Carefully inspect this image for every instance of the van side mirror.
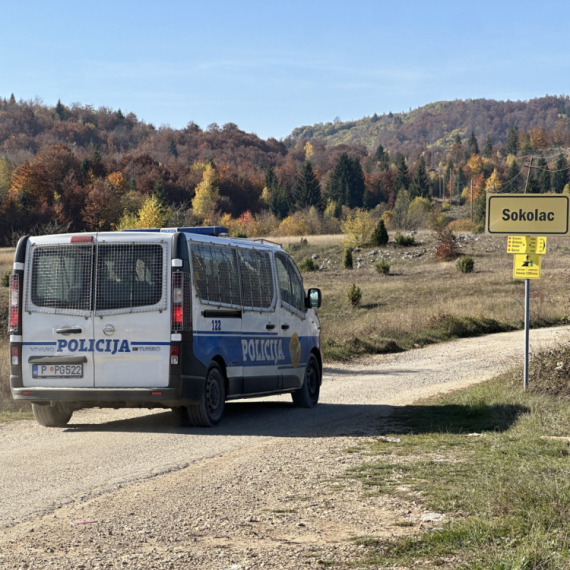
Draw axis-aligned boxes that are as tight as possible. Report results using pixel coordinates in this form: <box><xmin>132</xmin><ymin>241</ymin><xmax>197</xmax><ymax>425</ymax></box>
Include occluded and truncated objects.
<box><xmin>306</xmin><ymin>288</ymin><xmax>322</xmax><ymax>309</ymax></box>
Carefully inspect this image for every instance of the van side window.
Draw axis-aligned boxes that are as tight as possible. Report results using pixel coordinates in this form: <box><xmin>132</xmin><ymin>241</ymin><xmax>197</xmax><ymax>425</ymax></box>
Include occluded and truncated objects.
<box><xmin>96</xmin><ymin>244</ymin><xmax>164</xmax><ymax>312</ymax></box>
<box><xmin>191</xmin><ymin>244</ymin><xmax>241</xmax><ymax>307</ymax></box>
<box><xmin>29</xmin><ymin>244</ymin><xmax>93</xmax><ymax>314</ymax></box>
<box><xmin>275</xmin><ymin>253</ymin><xmax>305</xmax><ymax>313</ymax></box>
<box><xmin>238</xmin><ymin>249</ymin><xmax>275</xmax><ymax>309</ymax></box>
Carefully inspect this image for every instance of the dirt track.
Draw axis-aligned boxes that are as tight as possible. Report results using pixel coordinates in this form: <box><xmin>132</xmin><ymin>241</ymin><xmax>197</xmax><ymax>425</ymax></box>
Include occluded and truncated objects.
<box><xmin>1</xmin><ymin>326</ymin><xmax>568</xmax><ymax>569</ymax></box>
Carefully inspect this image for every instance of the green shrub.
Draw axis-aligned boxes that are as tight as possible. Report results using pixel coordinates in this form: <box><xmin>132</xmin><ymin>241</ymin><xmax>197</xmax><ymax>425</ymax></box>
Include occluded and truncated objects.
<box><xmin>233</xmin><ymin>230</ymin><xmax>248</xmax><ymax>238</ymax></box>
<box><xmin>347</xmin><ymin>283</ymin><xmax>362</xmax><ymax>308</ymax></box>
<box><xmin>395</xmin><ymin>232</ymin><xmax>416</xmax><ymax>247</ymax></box>
<box><xmin>299</xmin><ymin>257</ymin><xmax>318</xmax><ymax>272</ymax></box>
<box><xmin>374</xmin><ymin>259</ymin><xmax>390</xmax><ymax>276</ymax></box>
<box><xmin>1</xmin><ymin>271</ymin><xmax>10</xmax><ymax>287</ymax></box>
<box><xmin>456</xmin><ymin>255</ymin><xmax>475</xmax><ymax>273</ymax></box>
<box><xmin>370</xmin><ymin>219</ymin><xmax>389</xmax><ymax>246</ymax></box>
<box><xmin>343</xmin><ymin>248</ymin><xmax>353</xmax><ymax>269</ymax></box>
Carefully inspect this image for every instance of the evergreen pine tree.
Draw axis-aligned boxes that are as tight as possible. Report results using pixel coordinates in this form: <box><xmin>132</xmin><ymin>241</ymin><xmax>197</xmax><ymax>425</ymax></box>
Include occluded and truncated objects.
<box><xmin>506</xmin><ymin>159</ymin><xmax>522</xmax><ymax>192</ymax></box>
<box><xmin>265</xmin><ymin>165</ymin><xmax>290</xmax><ymax>220</ymax></box>
<box><xmin>168</xmin><ymin>138</ymin><xmax>179</xmax><ymax>159</ymax></box>
<box><xmin>371</xmin><ymin>219</ymin><xmax>389</xmax><ymax>246</ymax></box>
<box><xmin>55</xmin><ymin>99</ymin><xmax>67</xmax><ymax>120</ymax></box>
<box><xmin>483</xmin><ymin>136</ymin><xmax>493</xmax><ymax>158</ymax></box>
<box><xmin>153</xmin><ymin>180</ymin><xmax>167</xmax><ymax>205</ymax></box>
<box><xmin>393</xmin><ymin>153</ymin><xmax>410</xmax><ymax>193</ymax></box>
<box><xmin>506</xmin><ymin>126</ymin><xmax>519</xmax><ymax>155</ymax></box>
<box><xmin>116</xmin><ymin>109</ymin><xmax>124</xmax><ymax>121</ymax></box>
<box><xmin>551</xmin><ymin>153</ymin><xmax>569</xmax><ymax>193</ymax></box>
<box><xmin>537</xmin><ymin>157</ymin><xmax>551</xmax><ymax>193</ymax></box>
<box><xmin>455</xmin><ymin>167</ymin><xmax>467</xmax><ymax>199</ymax></box>
<box><xmin>467</xmin><ymin>131</ymin><xmax>479</xmax><ymax>155</ymax></box>
<box><xmin>454</xmin><ymin>133</ymin><xmax>462</xmax><ymax>145</ymax></box>
<box><xmin>410</xmin><ymin>156</ymin><xmax>430</xmax><ymax>199</ymax></box>
<box><xmin>9</xmin><ymin>93</ymin><xmax>16</xmax><ymax>105</ymax></box>
<box><xmin>327</xmin><ymin>153</ymin><xmax>365</xmax><ymax>210</ymax></box>
<box><xmin>520</xmin><ymin>132</ymin><xmax>532</xmax><ymax>155</ymax></box>
<box><xmin>292</xmin><ymin>161</ymin><xmax>322</xmax><ymax>210</ymax></box>
<box><xmin>343</xmin><ymin>248</ymin><xmax>353</xmax><ymax>269</ymax></box>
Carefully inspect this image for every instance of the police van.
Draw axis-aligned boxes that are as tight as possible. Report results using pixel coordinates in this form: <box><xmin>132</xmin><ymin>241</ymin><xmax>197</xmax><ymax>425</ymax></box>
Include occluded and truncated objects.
<box><xmin>8</xmin><ymin>227</ymin><xmax>322</xmax><ymax>428</ymax></box>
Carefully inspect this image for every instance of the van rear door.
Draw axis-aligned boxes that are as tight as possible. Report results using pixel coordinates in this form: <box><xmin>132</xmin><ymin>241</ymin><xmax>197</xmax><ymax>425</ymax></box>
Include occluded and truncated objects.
<box><xmin>92</xmin><ymin>236</ymin><xmax>170</xmax><ymax>388</ymax></box>
<box><xmin>22</xmin><ymin>236</ymin><xmax>96</xmax><ymax>389</ymax></box>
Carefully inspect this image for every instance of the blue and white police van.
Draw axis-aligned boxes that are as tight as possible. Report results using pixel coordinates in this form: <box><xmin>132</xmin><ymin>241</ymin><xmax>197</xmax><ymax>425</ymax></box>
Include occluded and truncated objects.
<box><xmin>8</xmin><ymin>227</ymin><xmax>322</xmax><ymax>427</ymax></box>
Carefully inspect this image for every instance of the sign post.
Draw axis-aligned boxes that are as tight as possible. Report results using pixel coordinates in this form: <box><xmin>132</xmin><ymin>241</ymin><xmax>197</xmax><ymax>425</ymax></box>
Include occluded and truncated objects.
<box><xmin>487</xmin><ymin>194</ymin><xmax>569</xmax><ymax>391</ymax></box>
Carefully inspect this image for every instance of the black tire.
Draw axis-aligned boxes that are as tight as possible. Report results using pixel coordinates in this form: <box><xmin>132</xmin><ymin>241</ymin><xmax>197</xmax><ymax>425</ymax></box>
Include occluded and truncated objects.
<box><xmin>32</xmin><ymin>403</ymin><xmax>73</xmax><ymax>427</ymax></box>
<box><xmin>186</xmin><ymin>362</ymin><xmax>226</xmax><ymax>427</ymax></box>
<box><xmin>292</xmin><ymin>354</ymin><xmax>320</xmax><ymax>408</ymax></box>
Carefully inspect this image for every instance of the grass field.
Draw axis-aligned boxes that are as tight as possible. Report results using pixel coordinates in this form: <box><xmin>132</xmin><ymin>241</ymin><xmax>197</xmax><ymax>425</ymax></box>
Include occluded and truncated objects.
<box><xmin>285</xmin><ymin>231</ymin><xmax>570</xmax><ymax>359</ymax></box>
<box><xmin>347</xmin><ymin>351</ymin><xmax>570</xmax><ymax>569</ymax></box>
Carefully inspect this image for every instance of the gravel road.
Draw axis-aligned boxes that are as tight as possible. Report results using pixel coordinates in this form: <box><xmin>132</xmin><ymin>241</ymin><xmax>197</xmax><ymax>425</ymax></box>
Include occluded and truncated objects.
<box><xmin>1</xmin><ymin>326</ymin><xmax>568</xmax><ymax>569</ymax></box>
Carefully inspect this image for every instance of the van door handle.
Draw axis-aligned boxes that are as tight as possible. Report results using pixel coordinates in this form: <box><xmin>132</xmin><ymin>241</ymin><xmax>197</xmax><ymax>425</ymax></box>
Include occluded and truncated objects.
<box><xmin>56</xmin><ymin>326</ymin><xmax>82</xmax><ymax>335</ymax></box>
<box><xmin>281</xmin><ymin>324</ymin><xmax>290</xmax><ymax>330</ymax></box>
<box><xmin>266</xmin><ymin>324</ymin><xmax>276</xmax><ymax>330</ymax></box>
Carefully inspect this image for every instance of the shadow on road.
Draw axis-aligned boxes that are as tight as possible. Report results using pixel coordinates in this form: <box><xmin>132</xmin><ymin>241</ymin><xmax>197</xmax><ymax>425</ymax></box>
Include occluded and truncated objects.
<box><xmin>64</xmin><ymin>401</ymin><xmax>394</xmax><ymax>438</ymax></box>
<box><xmin>380</xmin><ymin>402</ymin><xmax>530</xmax><ymax>435</ymax></box>
<box><xmin>325</xmin><ymin>367</ymin><xmax>421</xmax><ymax>376</ymax></box>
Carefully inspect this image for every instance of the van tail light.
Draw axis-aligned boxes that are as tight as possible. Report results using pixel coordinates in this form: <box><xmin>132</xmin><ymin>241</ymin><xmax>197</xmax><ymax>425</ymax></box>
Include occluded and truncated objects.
<box><xmin>9</xmin><ymin>274</ymin><xmax>20</xmax><ymax>333</ymax></box>
<box><xmin>170</xmin><ymin>345</ymin><xmax>179</xmax><ymax>365</ymax></box>
<box><xmin>171</xmin><ymin>272</ymin><xmax>190</xmax><ymax>332</ymax></box>
<box><xmin>11</xmin><ymin>346</ymin><xmax>19</xmax><ymax>366</ymax></box>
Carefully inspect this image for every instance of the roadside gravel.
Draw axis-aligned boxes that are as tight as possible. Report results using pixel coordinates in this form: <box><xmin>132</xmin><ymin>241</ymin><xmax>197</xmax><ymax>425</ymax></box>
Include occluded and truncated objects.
<box><xmin>1</xmin><ymin>326</ymin><xmax>568</xmax><ymax>569</ymax></box>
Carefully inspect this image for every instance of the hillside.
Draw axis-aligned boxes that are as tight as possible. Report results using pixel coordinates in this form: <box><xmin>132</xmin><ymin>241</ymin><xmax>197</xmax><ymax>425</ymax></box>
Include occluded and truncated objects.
<box><xmin>288</xmin><ymin>96</ymin><xmax>570</xmax><ymax>155</ymax></box>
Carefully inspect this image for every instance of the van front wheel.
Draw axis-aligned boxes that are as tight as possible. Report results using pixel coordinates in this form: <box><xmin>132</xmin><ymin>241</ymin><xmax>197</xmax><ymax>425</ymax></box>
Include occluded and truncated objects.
<box><xmin>32</xmin><ymin>403</ymin><xmax>73</xmax><ymax>427</ymax></box>
<box><xmin>187</xmin><ymin>362</ymin><xmax>226</xmax><ymax>427</ymax></box>
<box><xmin>292</xmin><ymin>355</ymin><xmax>320</xmax><ymax>408</ymax></box>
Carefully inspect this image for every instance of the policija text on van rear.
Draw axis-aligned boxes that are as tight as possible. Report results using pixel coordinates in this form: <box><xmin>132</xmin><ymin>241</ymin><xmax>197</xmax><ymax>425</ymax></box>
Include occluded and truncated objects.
<box><xmin>8</xmin><ymin>227</ymin><xmax>322</xmax><ymax>427</ymax></box>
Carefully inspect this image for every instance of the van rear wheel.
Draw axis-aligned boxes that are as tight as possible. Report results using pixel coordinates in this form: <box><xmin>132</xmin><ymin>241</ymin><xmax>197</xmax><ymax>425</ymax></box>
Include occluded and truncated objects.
<box><xmin>292</xmin><ymin>355</ymin><xmax>320</xmax><ymax>408</ymax></box>
<box><xmin>32</xmin><ymin>403</ymin><xmax>73</xmax><ymax>427</ymax></box>
<box><xmin>186</xmin><ymin>362</ymin><xmax>226</xmax><ymax>427</ymax></box>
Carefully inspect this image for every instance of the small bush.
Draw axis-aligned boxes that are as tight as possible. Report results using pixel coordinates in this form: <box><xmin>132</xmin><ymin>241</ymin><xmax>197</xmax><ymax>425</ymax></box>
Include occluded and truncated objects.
<box><xmin>374</xmin><ymin>259</ymin><xmax>390</xmax><ymax>276</ymax></box>
<box><xmin>347</xmin><ymin>283</ymin><xmax>362</xmax><ymax>308</ymax></box>
<box><xmin>1</xmin><ymin>271</ymin><xmax>10</xmax><ymax>287</ymax></box>
<box><xmin>343</xmin><ymin>248</ymin><xmax>353</xmax><ymax>269</ymax></box>
<box><xmin>435</xmin><ymin>228</ymin><xmax>459</xmax><ymax>260</ymax></box>
<box><xmin>299</xmin><ymin>257</ymin><xmax>318</xmax><ymax>272</ymax></box>
<box><xmin>441</xmin><ymin>202</ymin><xmax>451</xmax><ymax>212</ymax></box>
<box><xmin>232</xmin><ymin>230</ymin><xmax>248</xmax><ymax>238</ymax></box>
<box><xmin>456</xmin><ymin>256</ymin><xmax>474</xmax><ymax>273</ymax></box>
<box><xmin>395</xmin><ymin>232</ymin><xmax>416</xmax><ymax>247</ymax></box>
<box><xmin>370</xmin><ymin>219</ymin><xmax>389</xmax><ymax>246</ymax></box>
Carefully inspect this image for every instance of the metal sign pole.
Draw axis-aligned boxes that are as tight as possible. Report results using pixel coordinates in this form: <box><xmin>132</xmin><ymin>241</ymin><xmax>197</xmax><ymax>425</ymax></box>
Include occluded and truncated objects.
<box><xmin>524</xmin><ymin>278</ymin><xmax>530</xmax><ymax>391</ymax></box>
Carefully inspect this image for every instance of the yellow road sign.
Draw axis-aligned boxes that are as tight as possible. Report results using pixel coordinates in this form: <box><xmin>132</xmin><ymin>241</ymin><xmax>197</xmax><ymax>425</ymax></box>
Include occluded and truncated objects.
<box><xmin>513</xmin><ymin>254</ymin><xmax>541</xmax><ymax>279</ymax></box>
<box><xmin>507</xmin><ymin>236</ymin><xmax>547</xmax><ymax>254</ymax></box>
<box><xmin>487</xmin><ymin>194</ymin><xmax>570</xmax><ymax>235</ymax></box>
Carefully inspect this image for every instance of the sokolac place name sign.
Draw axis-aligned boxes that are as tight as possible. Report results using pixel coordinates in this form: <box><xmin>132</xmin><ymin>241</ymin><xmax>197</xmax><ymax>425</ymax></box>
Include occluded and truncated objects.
<box><xmin>487</xmin><ymin>194</ymin><xmax>569</xmax><ymax>235</ymax></box>
<box><xmin>486</xmin><ymin>193</ymin><xmax>570</xmax><ymax>391</ymax></box>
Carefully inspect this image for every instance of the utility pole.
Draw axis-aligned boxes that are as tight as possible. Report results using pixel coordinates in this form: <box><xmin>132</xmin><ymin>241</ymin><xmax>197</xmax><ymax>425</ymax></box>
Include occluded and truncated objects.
<box><xmin>523</xmin><ymin>156</ymin><xmax>533</xmax><ymax>193</ymax></box>
<box><xmin>470</xmin><ymin>179</ymin><xmax>473</xmax><ymax>221</ymax></box>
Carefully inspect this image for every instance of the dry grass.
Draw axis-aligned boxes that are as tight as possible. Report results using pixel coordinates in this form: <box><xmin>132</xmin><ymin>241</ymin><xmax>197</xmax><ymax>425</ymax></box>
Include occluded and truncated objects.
<box><xmin>293</xmin><ymin>232</ymin><xmax>570</xmax><ymax>359</ymax></box>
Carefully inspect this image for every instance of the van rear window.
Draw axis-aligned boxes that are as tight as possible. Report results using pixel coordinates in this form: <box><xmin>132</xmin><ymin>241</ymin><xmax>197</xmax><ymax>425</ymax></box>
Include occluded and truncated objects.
<box><xmin>28</xmin><ymin>242</ymin><xmax>166</xmax><ymax>315</ymax></box>
<box><xmin>30</xmin><ymin>244</ymin><xmax>94</xmax><ymax>313</ymax></box>
<box><xmin>96</xmin><ymin>244</ymin><xmax>164</xmax><ymax>311</ymax></box>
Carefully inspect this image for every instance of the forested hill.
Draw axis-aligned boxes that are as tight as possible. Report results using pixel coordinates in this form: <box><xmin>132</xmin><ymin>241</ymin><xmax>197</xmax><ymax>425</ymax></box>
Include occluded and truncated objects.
<box><xmin>288</xmin><ymin>96</ymin><xmax>570</xmax><ymax>155</ymax></box>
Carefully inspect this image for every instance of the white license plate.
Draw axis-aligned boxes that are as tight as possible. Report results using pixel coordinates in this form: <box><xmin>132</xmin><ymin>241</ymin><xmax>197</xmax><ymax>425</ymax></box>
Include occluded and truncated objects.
<box><xmin>32</xmin><ymin>364</ymin><xmax>83</xmax><ymax>378</ymax></box>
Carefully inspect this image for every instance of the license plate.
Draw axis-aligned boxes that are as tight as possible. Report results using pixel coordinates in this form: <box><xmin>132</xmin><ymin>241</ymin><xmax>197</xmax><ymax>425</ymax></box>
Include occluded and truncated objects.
<box><xmin>32</xmin><ymin>364</ymin><xmax>83</xmax><ymax>378</ymax></box>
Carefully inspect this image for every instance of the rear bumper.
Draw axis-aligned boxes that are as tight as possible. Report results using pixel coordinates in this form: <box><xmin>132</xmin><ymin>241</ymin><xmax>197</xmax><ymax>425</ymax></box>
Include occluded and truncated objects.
<box><xmin>11</xmin><ymin>375</ymin><xmax>206</xmax><ymax>408</ymax></box>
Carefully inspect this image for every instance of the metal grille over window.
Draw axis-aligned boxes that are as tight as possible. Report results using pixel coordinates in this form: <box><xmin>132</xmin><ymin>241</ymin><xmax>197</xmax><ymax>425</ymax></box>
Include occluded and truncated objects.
<box><xmin>276</xmin><ymin>253</ymin><xmax>305</xmax><ymax>313</ymax></box>
<box><xmin>191</xmin><ymin>244</ymin><xmax>241</xmax><ymax>307</ymax></box>
<box><xmin>172</xmin><ymin>271</ymin><xmax>192</xmax><ymax>331</ymax></box>
<box><xmin>27</xmin><ymin>244</ymin><xmax>94</xmax><ymax>315</ymax></box>
<box><xmin>239</xmin><ymin>249</ymin><xmax>275</xmax><ymax>309</ymax></box>
<box><xmin>95</xmin><ymin>243</ymin><xmax>166</xmax><ymax>315</ymax></box>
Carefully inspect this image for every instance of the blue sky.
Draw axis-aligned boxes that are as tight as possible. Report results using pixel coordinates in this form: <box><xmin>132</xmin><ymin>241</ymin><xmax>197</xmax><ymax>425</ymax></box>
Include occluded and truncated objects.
<box><xmin>1</xmin><ymin>0</ymin><xmax>569</xmax><ymax>139</ymax></box>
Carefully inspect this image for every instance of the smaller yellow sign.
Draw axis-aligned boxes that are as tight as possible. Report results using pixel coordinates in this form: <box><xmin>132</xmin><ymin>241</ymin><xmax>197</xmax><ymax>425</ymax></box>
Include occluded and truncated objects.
<box><xmin>507</xmin><ymin>236</ymin><xmax>547</xmax><ymax>255</ymax></box>
<box><xmin>513</xmin><ymin>254</ymin><xmax>542</xmax><ymax>279</ymax></box>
